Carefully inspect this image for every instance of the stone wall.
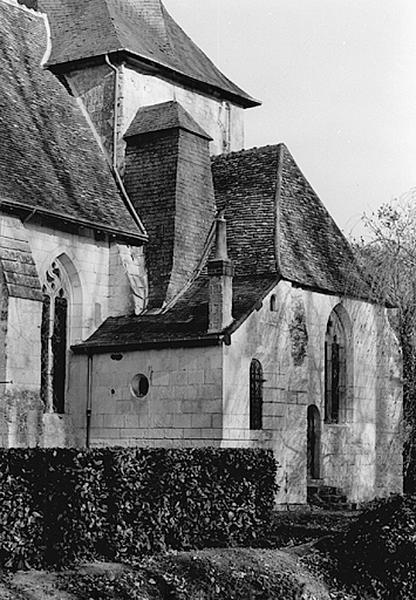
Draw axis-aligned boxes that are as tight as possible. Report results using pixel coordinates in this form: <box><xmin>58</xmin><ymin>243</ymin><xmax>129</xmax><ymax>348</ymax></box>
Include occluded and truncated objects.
<box><xmin>0</xmin><ymin>215</ymin><xmax>144</xmax><ymax>447</ymax></box>
<box><xmin>77</xmin><ymin>279</ymin><xmax>402</xmax><ymax>505</ymax></box>
<box><xmin>222</xmin><ymin>281</ymin><xmax>403</xmax><ymax>505</ymax></box>
<box><xmin>63</xmin><ymin>62</ymin><xmax>245</xmax><ymax>167</ymax></box>
<box><xmin>121</xmin><ymin>65</ymin><xmax>244</xmax><ymax>157</ymax></box>
<box><xmin>70</xmin><ymin>346</ymin><xmax>223</xmax><ymax>448</ymax></box>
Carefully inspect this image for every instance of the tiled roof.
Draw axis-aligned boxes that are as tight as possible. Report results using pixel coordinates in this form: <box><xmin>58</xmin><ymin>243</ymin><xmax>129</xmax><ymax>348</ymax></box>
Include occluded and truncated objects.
<box><xmin>76</xmin><ymin>143</ymin><xmax>376</xmax><ymax>352</ymax></box>
<box><xmin>212</xmin><ymin>144</ymin><xmax>374</xmax><ymax>300</ymax></box>
<box><xmin>40</xmin><ymin>0</ymin><xmax>260</xmax><ymax>108</ymax></box>
<box><xmin>0</xmin><ymin>3</ymin><xmax>145</xmax><ymax>240</ymax></box>
<box><xmin>74</xmin><ymin>274</ymin><xmax>278</xmax><ymax>351</ymax></box>
<box><xmin>125</xmin><ymin>101</ymin><xmax>212</xmax><ymax>140</ymax></box>
<box><xmin>0</xmin><ymin>217</ymin><xmax>42</xmax><ymax>301</ymax></box>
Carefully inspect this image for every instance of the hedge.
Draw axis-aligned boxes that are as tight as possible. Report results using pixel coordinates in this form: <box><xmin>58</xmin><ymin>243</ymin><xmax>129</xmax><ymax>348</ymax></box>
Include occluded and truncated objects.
<box><xmin>0</xmin><ymin>447</ymin><xmax>278</xmax><ymax>570</ymax></box>
<box><xmin>335</xmin><ymin>494</ymin><xmax>416</xmax><ymax>599</ymax></box>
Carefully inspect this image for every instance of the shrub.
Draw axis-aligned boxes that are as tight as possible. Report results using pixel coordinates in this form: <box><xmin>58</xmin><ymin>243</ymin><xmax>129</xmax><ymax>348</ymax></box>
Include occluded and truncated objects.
<box><xmin>60</xmin><ymin>549</ymin><xmax>309</xmax><ymax>600</ymax></box>
<box><xmin>335</xmin><ymin>494</ymin><xmax>416</xmax><ymax>599</ymax></box>
<box><xmin>0</xmin><ymin>447</ymin><xmax>278</xmax><ymax>570</ymax></box>
<box><xmin>0</xmin><ymin>474</ymin><xmax>43</xmax><ymax>570</ymax></box>
<box><xmin>108</xmin><ymin>448</ymin><xmax>277</xmax><ymax>560</ymax></box>
<box><xmin>0</xmin><ymin>448</ymin><xmax>109</xmax><ymax>568</ymax></box>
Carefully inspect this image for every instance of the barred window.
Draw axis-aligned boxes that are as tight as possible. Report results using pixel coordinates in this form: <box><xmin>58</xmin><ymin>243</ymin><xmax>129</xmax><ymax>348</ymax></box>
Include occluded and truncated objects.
<box><xmin>249</xmin><ymin>359</ymin><xmax>263</xmax><ymax>430</ymax></box>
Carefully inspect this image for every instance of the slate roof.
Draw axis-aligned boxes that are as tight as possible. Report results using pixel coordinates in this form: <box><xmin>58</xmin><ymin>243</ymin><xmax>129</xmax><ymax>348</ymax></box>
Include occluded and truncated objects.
<box><xmin>74</xmin><ymin>274</ymin><xmax>278</xmax><ymax>351</ymax></box>
<box><xmin>76</xmin><ymin>143</ymin><xmax>375</xmax><ymax>352</ymax></box>
<box><xmin>0</xmin><ymin>217</ymin><xmax>43</xmax><ymax>301</ymax></box>
<box><xmin>40</xmin><ymin>0</ymin><xmax>259</xmax><ymax>108</ymax></box>
<box><xmin>0</xmin><ymin>2</ymin><xmax>145</xmax><ymax>241</ymax></box>
<box><xmin>212</xmin><ymin>144</ymin><xmax>373</xmax><ymax>299</ymax></box>
<box><xmin>125</xmin><ymin>101</ymin><xmax>212</xmax><ymax>141</ymax></box>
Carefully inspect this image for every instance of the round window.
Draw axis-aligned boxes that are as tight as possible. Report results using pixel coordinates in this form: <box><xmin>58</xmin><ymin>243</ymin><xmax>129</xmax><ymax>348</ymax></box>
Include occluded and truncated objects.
<box><xmin>130</xmin><ymin>373</ymin><xmax>150</xmax><ymax>398</ymax></box>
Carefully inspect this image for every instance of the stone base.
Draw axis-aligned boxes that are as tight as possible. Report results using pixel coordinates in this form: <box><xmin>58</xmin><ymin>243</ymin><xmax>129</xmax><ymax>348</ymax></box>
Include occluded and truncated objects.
<box><xmin>41</xmin><ymin>413</ymin><xmax>76</xmax><ymax>447</ymax></box>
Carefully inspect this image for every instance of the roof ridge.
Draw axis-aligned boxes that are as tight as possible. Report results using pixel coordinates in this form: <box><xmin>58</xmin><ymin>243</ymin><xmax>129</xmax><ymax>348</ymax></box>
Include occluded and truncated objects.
<box><xmin>211</xmin><ymin>142</ymin><xmax>285</xmax><ymax>162</ymax></box>
<box><xmin>102</xmin><ymin>0</ymin><xmax>123</xmax><ymax>50</ymax></box>
<box><xmin>274</xmin><ymin>144</ymin><xmax>284</xmax><ymax>277</ymax></box>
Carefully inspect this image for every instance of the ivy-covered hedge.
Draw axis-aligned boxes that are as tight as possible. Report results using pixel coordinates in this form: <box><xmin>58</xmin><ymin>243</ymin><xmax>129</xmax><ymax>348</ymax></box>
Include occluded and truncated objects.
<box><xmin>0</xmin><ymin>447</ymin><xmax>277</xmax><ymax>570</ymax></box>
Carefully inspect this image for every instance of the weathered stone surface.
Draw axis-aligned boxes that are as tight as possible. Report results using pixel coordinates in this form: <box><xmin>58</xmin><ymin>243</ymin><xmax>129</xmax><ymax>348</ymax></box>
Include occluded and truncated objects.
<box><xmin>78</xmin><ymin>280</ymin><xmax>402</xmax><ymax>507</ymax></box>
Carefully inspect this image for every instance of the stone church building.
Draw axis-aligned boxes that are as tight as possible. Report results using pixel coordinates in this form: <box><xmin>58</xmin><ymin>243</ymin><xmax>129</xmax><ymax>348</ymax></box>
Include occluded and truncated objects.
<box><xmin>0</xmin><ymin>0</ymin><xmax>402</xmax><ymax>505</ymax></box>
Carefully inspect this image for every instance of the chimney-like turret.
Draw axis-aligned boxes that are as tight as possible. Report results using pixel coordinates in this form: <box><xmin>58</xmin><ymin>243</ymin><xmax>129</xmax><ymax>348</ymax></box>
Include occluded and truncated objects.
<box><xmin>123</xmin><ymin>101</ymin><xmax>216</xmax><ymax>309</ymax></box>
<box><xmin>208</xmin><ymin>213</ymin><xmax>234</xmax><ymax>332</ymax></box>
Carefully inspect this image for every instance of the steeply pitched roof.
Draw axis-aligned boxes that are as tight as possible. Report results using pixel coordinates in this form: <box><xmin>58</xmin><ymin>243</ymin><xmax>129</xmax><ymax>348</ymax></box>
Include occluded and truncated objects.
<box><xmin>212</xmin><ymin>144</ymin><xmax>373</xmax><ymax>300</ymax></box>
<box><xmin>125</xmin><ymin>101</ymin><xmax>212</xmax><ymax>140</ymax></box>
<box><xmin>76</xmin><ymin>143</ymin><xmax>375</xmax><ymax>353</ymax></box>
<box><xmin>40</xmin><ymin>0</ymin><xmax>260</xmax><ymax>108</ymax></box>
<box><xmin>0</xmin><ymin>2</ymin><xmax>145</xmax><ymax>241</ymax></box>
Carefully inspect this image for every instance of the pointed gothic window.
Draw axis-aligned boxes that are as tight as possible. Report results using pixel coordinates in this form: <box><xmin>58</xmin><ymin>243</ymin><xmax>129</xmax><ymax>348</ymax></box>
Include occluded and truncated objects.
<box><xmin>250</xmin><ymin>359</ymin><xmax>263</xmax><ymax>430</ymax></box>
<box><xmin>324</xmin><ymin>309</ymin><xmax>347</xmax><ymax>423</ymax></box>
<box><xmin>41</xmin><ymin>261</ymin><xmax>69</xmax><ymax>414</ymax></box>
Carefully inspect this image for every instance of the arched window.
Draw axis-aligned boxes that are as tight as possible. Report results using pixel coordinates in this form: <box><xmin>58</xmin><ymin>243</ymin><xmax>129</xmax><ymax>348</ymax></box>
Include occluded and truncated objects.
<box><xmin>324</xmin><ymin>306</ymin><xmax>349</xmax><ymax>423</ymax></box>
<box><xmin>40</xmin><ymin>261</ymin><xmax>69</xmax><ymax>414</ymax></box>
<box><xmin>250</xmin><ymin>359</ymin><xmax>263</xmax><ymax>430</ymax></box>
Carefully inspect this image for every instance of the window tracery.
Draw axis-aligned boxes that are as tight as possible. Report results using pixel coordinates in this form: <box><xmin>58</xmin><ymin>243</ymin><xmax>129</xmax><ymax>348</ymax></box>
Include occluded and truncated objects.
<box><xmin>41</xmin><ymin>261</ymin><xmax>69</xmax><ymax>414</ymax></box>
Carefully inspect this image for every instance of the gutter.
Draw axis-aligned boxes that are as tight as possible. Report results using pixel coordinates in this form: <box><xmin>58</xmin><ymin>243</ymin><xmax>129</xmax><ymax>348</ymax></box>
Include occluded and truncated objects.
<box><xmin>72</xmin><ymin>333</ymin><xmax>226</xmax><ymax>356</ymax></box>
<box><xmin>274</xmin><ymin>144</ymin><xmax>284</xmax><ymax>275</ymax></box>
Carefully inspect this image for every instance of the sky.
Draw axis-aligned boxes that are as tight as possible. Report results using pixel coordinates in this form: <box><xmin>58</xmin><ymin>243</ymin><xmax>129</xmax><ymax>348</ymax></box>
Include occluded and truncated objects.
<box><xmin>163</xmin><ymin>0</ymin><xmax>416</xmax><ymax>237</ymax></box>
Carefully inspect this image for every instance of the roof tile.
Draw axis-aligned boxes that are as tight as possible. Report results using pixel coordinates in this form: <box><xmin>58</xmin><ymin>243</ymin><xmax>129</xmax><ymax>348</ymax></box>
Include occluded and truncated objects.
<box><xmin>40</xmin><ymin>0</ymin><xmax>259</xmax><ymax>107</ymax></box>
<box><xmin>125</xmin><ymin>101</ymin><xmax>212</xmax><ymax>140</ymax></box>
<box><xmin>0</xmin><ymin>3</ymin><xmax>144</xmax><ymax>240</ymax></box>
<box><xmin>77</xmin><ymin>143</ymin><xmax>376</xmax><ymax>351</ymax></box>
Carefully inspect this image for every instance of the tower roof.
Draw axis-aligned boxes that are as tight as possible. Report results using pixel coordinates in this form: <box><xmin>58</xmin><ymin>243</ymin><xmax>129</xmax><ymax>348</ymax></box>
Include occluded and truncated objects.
<box><xmin>40</xmin><ymin>0</ymin><xmax>260</xmax><ymax>108</ymax></box>
<box><xmin>125</xmin><ymin>101</ymin><xmax>212</xmax><ymax>140</ymax></box>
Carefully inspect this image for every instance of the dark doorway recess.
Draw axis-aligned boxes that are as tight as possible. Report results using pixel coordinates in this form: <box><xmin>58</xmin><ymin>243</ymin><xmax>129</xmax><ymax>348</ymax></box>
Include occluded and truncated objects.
<box><xmin>307</xmin><ymin>404</ymin><xmax>321</xmax><ymax>480</ymax></box>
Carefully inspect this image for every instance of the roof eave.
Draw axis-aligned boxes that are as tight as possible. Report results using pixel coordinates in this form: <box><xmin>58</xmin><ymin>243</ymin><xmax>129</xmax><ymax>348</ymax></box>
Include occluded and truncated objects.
<box><xmin>72</xmin><ymin>332</ymin><xmax>225</xmax><ymax>355</ymax></box>
<box><xmin>287</xmin><ymin>278</ymin><xmax>391</xmax><ymax>308</ymax></box>
<box><xmin>46</xmin><ymin>50</ymin><xmax>261</xmax><ymax>109</ymax></box>
<box><xmin>0</xmin><ymin>198</ymin><xmax>148</xmax><ymax>245</ymax></box>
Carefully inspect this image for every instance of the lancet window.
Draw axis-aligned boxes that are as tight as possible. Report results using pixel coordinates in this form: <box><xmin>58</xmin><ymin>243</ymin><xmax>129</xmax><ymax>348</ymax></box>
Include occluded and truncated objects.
<box><xmin>40</xmin><ymin>261</ymin><xmax>69</xmax><ymax>414</ymax></box>
<box><xmin>324</xmin><ymin>308</ymin><xmax>348</xmax><ymax>424</ymax></box>
<box><xmin>249</xmin><ymin>359</ymin><xmax>264</xmax><ymax>430</ymax></box>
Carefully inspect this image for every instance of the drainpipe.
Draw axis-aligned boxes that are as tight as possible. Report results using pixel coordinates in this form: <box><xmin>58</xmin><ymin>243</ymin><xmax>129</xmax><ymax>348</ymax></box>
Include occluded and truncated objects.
<box><xmin>86</xmin><ymin>353</ymin><xmax>93</xmax><ymax>448</ymax></box>
<box><xmin>104</xmin><ymin>54</ymin><xmax>147</xmax><ymax>235</ymax></box>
